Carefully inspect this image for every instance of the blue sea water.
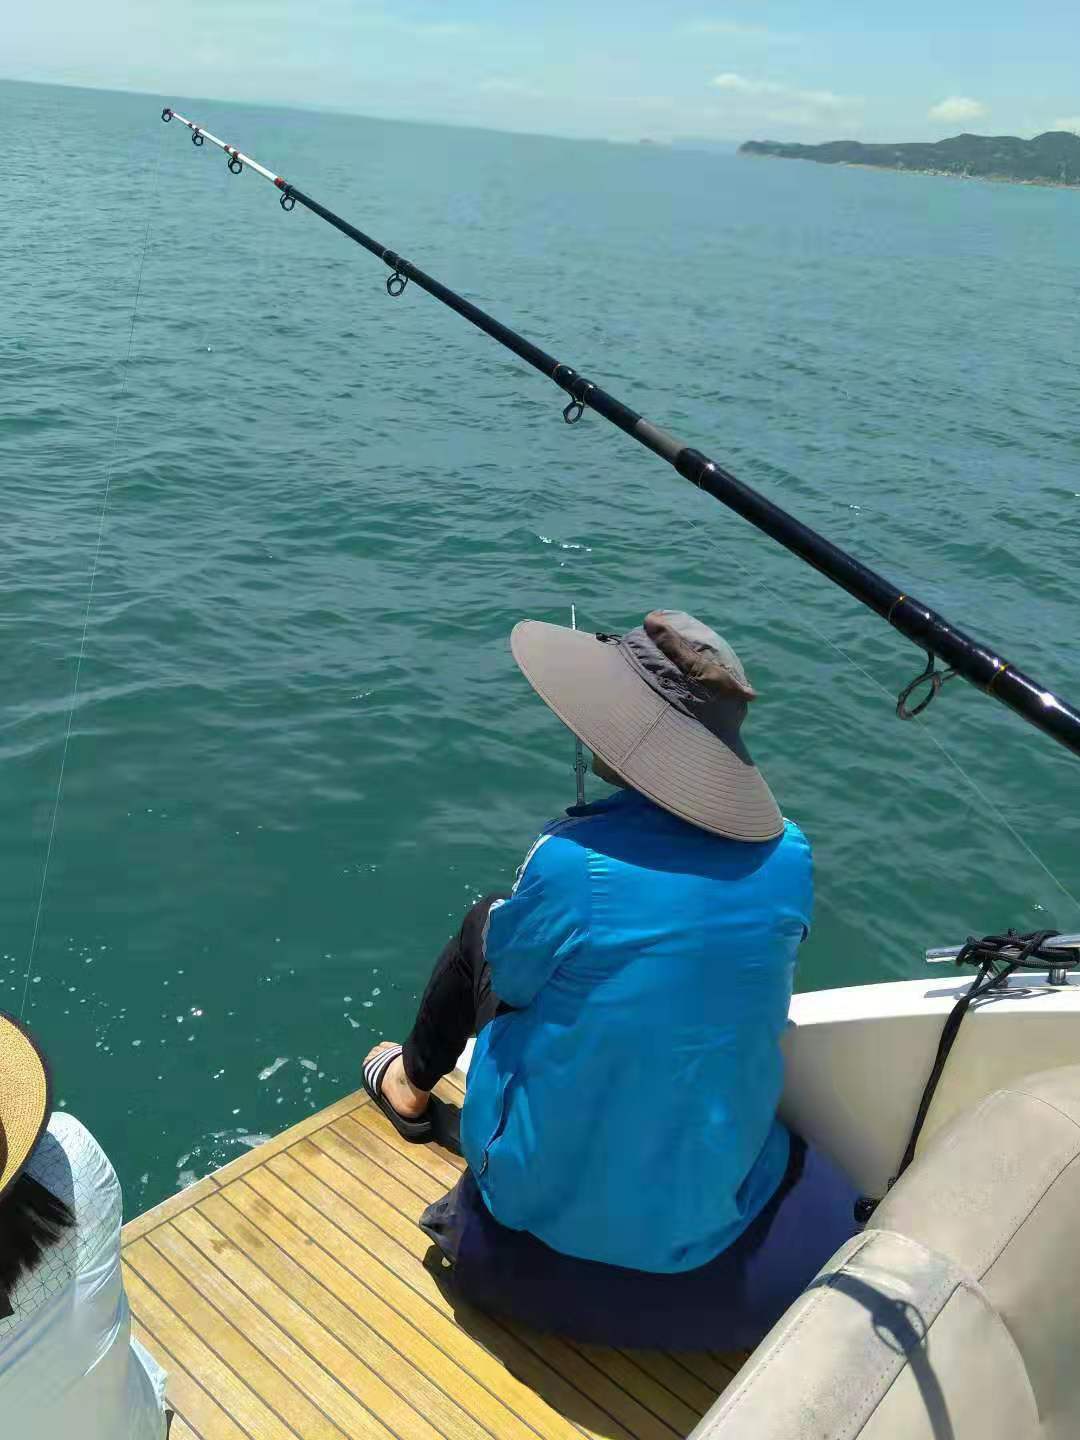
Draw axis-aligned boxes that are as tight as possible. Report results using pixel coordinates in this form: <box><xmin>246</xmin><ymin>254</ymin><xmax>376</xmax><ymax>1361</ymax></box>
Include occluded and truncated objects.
<box><xmin>4</xmin><ymin>77</ymin><xmax>1079</xmax><ymax>1210</ymax></box>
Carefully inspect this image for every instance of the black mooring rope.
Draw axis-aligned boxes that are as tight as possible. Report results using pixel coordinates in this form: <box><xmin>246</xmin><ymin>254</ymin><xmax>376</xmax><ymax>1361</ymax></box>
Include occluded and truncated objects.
<box><xmin>854</xmin><ymin>929</ymin><xmax>1069</xmax><ymax>1223</ymax></box>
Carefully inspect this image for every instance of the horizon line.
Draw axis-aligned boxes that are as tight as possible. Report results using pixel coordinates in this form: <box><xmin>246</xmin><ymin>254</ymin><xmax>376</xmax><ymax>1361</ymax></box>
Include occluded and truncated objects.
<box><xmin>0</xmin><ymin>72</ymin><xmax>741</xmax><ymax>152</ymax></box>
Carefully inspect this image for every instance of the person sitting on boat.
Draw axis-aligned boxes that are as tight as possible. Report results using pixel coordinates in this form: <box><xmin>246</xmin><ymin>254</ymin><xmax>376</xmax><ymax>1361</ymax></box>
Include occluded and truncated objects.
<box><xmin>364</xmin><ymin>610</ymin><xmax>857</xmax><ymax>1348</ymax></box>
<box><xmin>0</xmin><ymin>1013</ymin><xmax>168</xmax><ymax>1438</ymax></box>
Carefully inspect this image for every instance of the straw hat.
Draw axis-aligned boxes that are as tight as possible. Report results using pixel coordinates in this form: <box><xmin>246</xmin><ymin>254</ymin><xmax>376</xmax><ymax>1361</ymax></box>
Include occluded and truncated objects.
<box><xmin>512</xmin><ymin>609</ymin><xmax>784</xmax><ymax>842</ymax></box>
<box><xmin>0</xmin><ymin>1014</ymin><xmax>52</xmax><ymax>1204</ymax></box>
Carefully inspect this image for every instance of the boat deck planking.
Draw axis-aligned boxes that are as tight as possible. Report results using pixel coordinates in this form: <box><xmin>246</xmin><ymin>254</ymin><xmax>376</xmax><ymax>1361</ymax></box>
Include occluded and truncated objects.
<box><xmin>123</xmin><ymin>1074</ymin><xmax>741</xmax><ymax>1440</ymax></box>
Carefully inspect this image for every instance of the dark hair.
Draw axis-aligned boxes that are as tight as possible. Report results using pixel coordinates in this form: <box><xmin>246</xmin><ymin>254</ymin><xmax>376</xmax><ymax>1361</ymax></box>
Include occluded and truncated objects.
<box><xmin>0</xmin><ymin>1172</ymin><xmax>75</xmax><ymax>1303</ymax></box>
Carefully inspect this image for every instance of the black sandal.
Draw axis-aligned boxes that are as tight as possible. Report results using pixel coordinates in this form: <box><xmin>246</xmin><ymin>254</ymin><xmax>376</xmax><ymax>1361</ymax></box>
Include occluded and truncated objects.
<box><xmin>362</xmin><ymin>1045</ymin><xmax>434</xmax><ymax>1143</ymax></box>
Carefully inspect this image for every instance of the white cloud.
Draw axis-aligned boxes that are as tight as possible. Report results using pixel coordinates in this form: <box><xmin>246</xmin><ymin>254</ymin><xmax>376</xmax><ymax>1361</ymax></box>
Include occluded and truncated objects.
<box><xmin>711</xmin><ymin>73</ymin><xmax>860</xmax><ymax>114</ymax></box>
<box><xmin>1052</xmin><ymin>116</ymin><xmax>1080</xmax><ymax>134</ymax></box>
<box><xmin>479</xmin><ymin>78</ymin><xmax>545</xmax><ymax>100</ymax></box>
<box><xmin>928</xmin><ymin>96</ymin><xmax>987</xmax><ymax>122</ymax></box>
<box><xmin>683</xmin><ymin>19</ymin><xmax>782</xmax><ymax>40</ymax></box>
<box><xmin>407</xmin><ymin>20</ymin><xmax>470</xmax><ymax>39</ymax></box>
<box><xmin>712</xmin><ymin>71</ymin><xmax>767</xmax><ymax>93</ymax></box>
<box><xmin>799</xmin><ymin>90</ymin><xmax>856</xmax><ymax>114</ymax></box>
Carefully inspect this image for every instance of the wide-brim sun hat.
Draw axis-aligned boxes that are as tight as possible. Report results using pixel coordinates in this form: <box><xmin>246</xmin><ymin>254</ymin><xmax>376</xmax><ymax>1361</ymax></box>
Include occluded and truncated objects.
<box><xmin>512</xmin><ymin>609</ymin><xmax>784</xmax><ymax>842</ymax></box>
<box><xmin>0</xmin><ymin>1013</ymin><xmax>52</xmax><ymax>1204</ymax></box>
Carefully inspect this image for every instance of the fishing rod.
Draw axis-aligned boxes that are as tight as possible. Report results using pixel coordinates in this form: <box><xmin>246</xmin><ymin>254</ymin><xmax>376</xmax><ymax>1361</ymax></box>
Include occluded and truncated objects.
<box><xmin>160</xmin><ymin>106</ymin><xmax>1080</xmax><ymax>760</ymax></box>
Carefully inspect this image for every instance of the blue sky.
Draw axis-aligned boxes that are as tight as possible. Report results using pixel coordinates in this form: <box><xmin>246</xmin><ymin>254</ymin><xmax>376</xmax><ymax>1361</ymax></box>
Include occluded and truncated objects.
<box><xmin>5</xmin><ymin>1</ymin><xmax>1080</xmax><ymax>144</ymax></box>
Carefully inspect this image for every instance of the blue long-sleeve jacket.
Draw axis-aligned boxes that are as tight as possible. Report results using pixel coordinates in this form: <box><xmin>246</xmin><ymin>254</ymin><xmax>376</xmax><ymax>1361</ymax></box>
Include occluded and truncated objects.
<box><xmin>460</xmin><ymin>789</ymin><xmax>813</xmax><ymax>1274</ymax></box>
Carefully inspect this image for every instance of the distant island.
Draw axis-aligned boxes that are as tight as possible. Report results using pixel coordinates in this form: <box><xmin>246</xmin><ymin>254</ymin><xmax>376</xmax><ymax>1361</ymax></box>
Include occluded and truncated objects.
<box><xmin>740</xmin><ymin>131</ymin><xmax>1080</xmax><ymax>187</ymax></box>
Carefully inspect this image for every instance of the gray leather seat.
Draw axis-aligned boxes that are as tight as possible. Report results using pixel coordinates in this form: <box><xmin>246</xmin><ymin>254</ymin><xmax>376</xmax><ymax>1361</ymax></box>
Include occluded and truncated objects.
<box><xmin>693</xmin><ymin>1065</ymin><xmax>1080</xmax><ymax>1439</ymax></box>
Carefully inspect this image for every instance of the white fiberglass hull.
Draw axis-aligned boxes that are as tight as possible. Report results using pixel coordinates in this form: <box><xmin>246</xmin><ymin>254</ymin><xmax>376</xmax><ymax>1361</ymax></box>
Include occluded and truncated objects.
<box><xmin>783</xmin><ymin>971</ymin><xmax>1080</xmax><ymax>1196</ymax></box>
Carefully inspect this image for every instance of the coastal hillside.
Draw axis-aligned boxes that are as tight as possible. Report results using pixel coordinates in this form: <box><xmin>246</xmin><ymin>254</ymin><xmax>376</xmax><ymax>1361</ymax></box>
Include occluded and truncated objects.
<box><xmin>740</xmin><ymin>131</ymin><xmax>1080</xmax><ymax>184</ymax></box>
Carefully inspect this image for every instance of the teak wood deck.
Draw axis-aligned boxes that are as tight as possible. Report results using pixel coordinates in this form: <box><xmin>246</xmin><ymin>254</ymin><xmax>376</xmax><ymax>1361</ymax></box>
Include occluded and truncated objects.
<box><xmin>122</xmin><ymin>1071</ymin><xmax>740</xmax><ymax>1440</ymax></box>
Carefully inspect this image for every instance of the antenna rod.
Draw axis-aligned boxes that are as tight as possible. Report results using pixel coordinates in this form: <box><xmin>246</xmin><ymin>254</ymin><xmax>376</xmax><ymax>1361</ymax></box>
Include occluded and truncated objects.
<box><xmin>160</xmin><ymin>107</ymin><xmax>1080</xmax><ymax>759</ymax></box>
<box><xmin>571</xmin><ymin>605</ymin><xmax>587</xmax><ymax>807</ymax></box>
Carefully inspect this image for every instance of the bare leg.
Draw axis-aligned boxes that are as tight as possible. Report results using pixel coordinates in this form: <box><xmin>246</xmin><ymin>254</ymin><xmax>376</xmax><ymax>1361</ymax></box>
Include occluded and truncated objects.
<box><xmin>363</xmin><ymin>1039</ymin><xmax>430</xmax><ymax>1120</ymax></box>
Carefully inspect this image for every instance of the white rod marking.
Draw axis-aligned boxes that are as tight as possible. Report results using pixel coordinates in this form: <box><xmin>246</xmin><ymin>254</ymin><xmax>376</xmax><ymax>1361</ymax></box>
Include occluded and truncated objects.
<box><xmin>168</xmin><ymin>110</ymin><xmax>281</xmax><ymax>185</ymax></box>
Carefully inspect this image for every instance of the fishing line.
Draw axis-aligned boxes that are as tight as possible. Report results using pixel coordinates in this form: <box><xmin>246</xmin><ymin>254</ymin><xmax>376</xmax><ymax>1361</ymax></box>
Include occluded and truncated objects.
<box><xmin>19</xmin><ymin>132</ymin><xmax>164</xmax><ymax>1019</ymax></box>
<box><xmin>681</xmin><ymin>511</ymin><xmax>1080</xmax><ymax>920</ymax></box>
<box><xmin>197</xmin><ymin>156</ymin><xmax>233</xmax><ymax>357</ymax></box>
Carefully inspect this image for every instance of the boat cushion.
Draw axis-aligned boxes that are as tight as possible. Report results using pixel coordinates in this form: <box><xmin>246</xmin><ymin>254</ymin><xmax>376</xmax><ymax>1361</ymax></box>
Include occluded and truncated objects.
<box><xmin>691</xmin><ymin>1062</ymin><xmax>1080</xmax><ymax>1438</ymax></box>
<box><xmin>871</xmin><ymin>1064</ymin><xmax>1080</xmax><ymax>1440</ymax></box>
<box><xmin>689</xmin><ymin>1227</ymin><xmax>1036</xmax><ymax>1439</ymax></box>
